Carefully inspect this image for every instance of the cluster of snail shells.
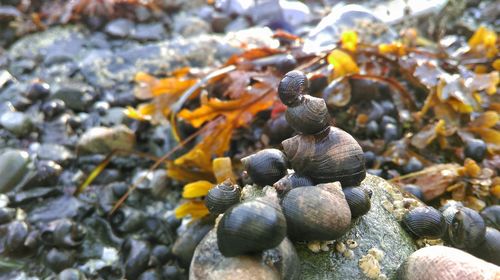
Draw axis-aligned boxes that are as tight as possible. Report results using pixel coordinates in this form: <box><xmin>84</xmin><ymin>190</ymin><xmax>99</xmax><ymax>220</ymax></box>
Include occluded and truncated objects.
<box><xmin>205</xmin><ymin>70</ymin><xmax>371</xmax><ymax>258</ymax></box>
<box><xmin>400</xmin><ymin>201</ymin><xmax>499</xmax><ymax>266</ymax></box>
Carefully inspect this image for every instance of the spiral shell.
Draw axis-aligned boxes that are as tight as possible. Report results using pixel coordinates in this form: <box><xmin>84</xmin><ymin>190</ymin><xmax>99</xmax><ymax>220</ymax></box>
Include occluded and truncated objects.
<box><xmin>272</xmin><ymin>172</ymin><xmax>313</xmax><ymax>195</ymax></box>
<box><xmin>205</xmin><ymin>181</ymin><xmax>241</xmax><ymax>215</ymax></box>
<box><xmin>40</xmin><ymin>218</ymin><xmax>86</xmax><ymax>248</ymax></box>
<box><xmin>285</xmin><ymin>95</ymin><xmax>330</xmax><ymax>135</ymax></box>
<box><xmin>448</xmin><ymin>207</ymin><xmax>486</xmax><ymax>249</ymax></box>
<box><xmin>343</xmin><ymin>186</ymin><xmax>371</xmax><ymax>219</ymax></box>
<box><xmin>401</xmin><ymin>206</ymin><xmax>446</xmax><ymax>239</ymax></box>
<box><xmin>282</xmin><ymin>126</ymin><xmax>366</xmax><ymax>186</ymax></box>
<box><xmin>278</xmin><ymin>70</ymin><xmax>308</xmax><ymax>106</ymax></box>
<box><xmin>481</xmin><ymin>205</ymin><xmax>499</xmax><ymax>230</ymax></box>
<box><xmin>241</xmin><ymin>148</ymin><xmax>289</xmax><ymax>187</ymax></box>
<box><xmin>281</xmin><ymin>182</ymin><xmax>351</xmax><ymax>241</ymax></box>
<box><xmin>216</xmin><ymin>196</ymin><xmax>287</xmax><ymax>257</ymax></box>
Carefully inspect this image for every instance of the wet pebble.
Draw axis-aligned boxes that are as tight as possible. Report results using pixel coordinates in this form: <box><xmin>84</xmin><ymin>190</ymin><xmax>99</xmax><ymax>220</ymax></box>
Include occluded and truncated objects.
<box><xmin>0</xmin><ymin>111</ymin><xmax>33</xmax><ymax>136</ymax></box>
<box><xmin>131</xmin><ymin>23</ymin><xmax>167</xmax><ymax>41</ymax></box>
<box><xmin>104</xmin><ymin>18</ymin><xmax>134</xmax><ymax>38</ymax></box>
<box><xmin>0</xmin><ymin>149</ymin><xmax>29</xmax><ymax>193</ymax></box>
<box><xmin>51</xmin><ymin>82</ymin><xmax>95</xmax><ymax>111</ymax></box>
<box><xmin>77</xmin><ymin>125</ymin><xmax>135</xmax><ymax>154</ymax></box>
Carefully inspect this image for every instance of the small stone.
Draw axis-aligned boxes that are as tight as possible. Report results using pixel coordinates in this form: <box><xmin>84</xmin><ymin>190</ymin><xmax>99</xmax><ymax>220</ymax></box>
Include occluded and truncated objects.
<box><xmin>51</xmin><ymin>82</ymin><xmax>94</xmax><ymax>111</ymax></box>
<box><xmin>104</xmin><ymin>18</ymin><xmax>134</xmax><ymax>38</ymax></box>
<box><xmin>36</xmin><ymin>143</ymin><xmax>75</xmax><ymax>165</ymax></box>
<box><xmin>0</xmin><ymin>111</ymin><xmax>33</xmax><ymax>136</ymax></box>
<box><xmin>131</xmin><ymin>23</ymin><xmax>167</xmax><ymax>41</ymax></box>
<box><xmin>77</xmin><ymin>125</ymin><xmax>135</xmax><ymax>154</ymax></box>
<box><xmin>173</xmin><ymin>15</ymin><xmax>211</xmax><ymax>37</ymax></box>
<box><xmin>0</xmin><ymin>149</ymin><xmax>29</xmax><ymax>193</ymax></box>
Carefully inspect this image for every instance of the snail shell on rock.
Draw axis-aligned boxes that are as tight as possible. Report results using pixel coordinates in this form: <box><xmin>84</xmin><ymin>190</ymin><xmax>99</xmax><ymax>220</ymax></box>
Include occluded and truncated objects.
<box><xmin>468</xmin><ymin>227</ymin><xmax>500</xmax><ymax>266</ymax></box>
<box><xmin>401</xmin><ymin>206</ymin><xmax>445</xmax><ymax>239</ymax></box>
<box><xmin>343</xmin><ymin>186</ymin><xmax>371</xmax><ymax>219</ymax></box>
<box><xmin>282</xmin><ymin>126</ymin><xmax>366</xmax><ymax>186</ymax></box>
<box><xmin>241</xmin><ymin>148</ymin><xmax>289</xmax><ymax>187</ymax></box>
<box><xmin>216</xmin><ymin>196</ymin><xmax>286</xmax><ymax>257</ymax></box>
<box><xmin>205</xmin><ymin>180</ymin><xmax>241</xmax><ymax>215</ymax></box>
<box><xmin>272</xmin><ymin>172</ymin><xmax>314</xmax><ymax>196</ymax></box>
<box><xmin>398</xmin><ymin>245</ymin><xmax>500</xmax><ymax>280</ymax></box>
<box><xmin>281</xmin><ymin>182</ymin><xmax>351</xmax><ymax>241</ymax></box>
<box><xmin>448</xmin><ymin>206</ymin><xmax>486</xmax><ymax>249</ymax></box>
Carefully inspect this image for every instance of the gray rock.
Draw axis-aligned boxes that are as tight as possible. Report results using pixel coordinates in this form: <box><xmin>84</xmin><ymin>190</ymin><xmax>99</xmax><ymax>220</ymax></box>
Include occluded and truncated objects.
<box><xmin>172</xmin><ymin>14</ymin><xmax>212</xmax><ymax>37</ymax></box>
<box><xmin>0</xmin><ymin>149</ymin><xmax>29</xmax><ymax>193</ymax></box>
<box><xmin>0</xmin><ymin>111</ymin><xmax>33</xmax><ymax>136</ymax></box>
<box><xmin>28</xmin><ymin>195</ymin><xmax>92</xmax><ymax>223</ymax></box>
<box><xmin>35</xmin><ymin>143</ymin><xmax>75</xmax><ymax>165</ymax></box>
<box><xmin>77</xmin><ymin>125</ymin><xmax>135</xmax><ymax>154</ymax></box>
<box><xmin>51</xmin><ymin>82</ymin><xmax>94</xmax><ymax>111</ymax></box>
<box><xmin>131</xmin><ymin>23</ymin><xmax>167</xmax><ymax>41</ymax></box>
<box><xmin>104</xmin><ymin>18</ymin><xmax>134</xmax><ymax>38</ymax></box>
<box><xmin>100</xmin><ymin>107</ymin><xmax>126</xmax><ymax>126</ymax></box>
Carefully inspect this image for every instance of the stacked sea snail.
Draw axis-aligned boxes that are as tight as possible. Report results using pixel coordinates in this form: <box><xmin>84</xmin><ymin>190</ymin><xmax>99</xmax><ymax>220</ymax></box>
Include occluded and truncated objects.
<box><xmin>204</xmin><ymin>70</ymin><xmax>370</xmax><ymax>259</ymax></box>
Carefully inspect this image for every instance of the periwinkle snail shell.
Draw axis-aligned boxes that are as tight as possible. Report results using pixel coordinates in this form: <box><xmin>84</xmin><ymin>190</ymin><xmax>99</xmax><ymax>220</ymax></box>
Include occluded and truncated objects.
<box><xmin>401</xmin><ymin>206</ymin><xmax>446</xmax><ymax>239</ymax></box>
<box><xmin>272</xmin><ymin>172</ymin><xmax>313</xmax><ymax>195</ymax></box>
<box><xmin>241</xmin><ymin>148</ymin><xmax>289</xmax><ymax>187</ymax></box>
<box><xmin>216</xmin><ymin>196</ymin><xmax>287</xmax><ymax>257</ymax></box>
<box><xmin>40</xmin><ymin>218</ymin><xmax>86</xmax><ymax>248</ymax></box>
<box><xmin>343</xmin><ymin>186</ymin><xmax>371</xmax><ymax>219</ymax></box>
<box><xmin>468</xmin><ymin>227</ymin><xmax>500</xmax><ymax>266</ymax></box>
<box><xmin>281</xmin><ymin>182</ymin><xmax>351</xmax><ymax>241</ymax></box>
<box><xmin>278</xmin><ymin>70</ymin><xmax>308</xmax><ymax>106</ymax></box>
<box><xmin>284</xmin><ymin>95</ymin><xmax>330</xmax><ymax>135</ymax></box>
<box><xmin>204</xmin><ymin>180</ymin><xmax>240</xmax><ymax>215</ymax></box>
<box><xmin>45</xmin><ymin>248</ymin><xmax>76</xmax><ymax>273</ymax></box>
<box><xmin>282</xmin><ymin>126</ymin><xmax>366</xmax><ymax>186</ymax></box>
<box><xmin>481</xmin><ymin>205</ymin><xmax>499</xmax><ymax>230</ymax></box>
<box><xmin>448</xmin><ymin>207</ymin><xmax>486</xmax><ymax>249</ymax></box>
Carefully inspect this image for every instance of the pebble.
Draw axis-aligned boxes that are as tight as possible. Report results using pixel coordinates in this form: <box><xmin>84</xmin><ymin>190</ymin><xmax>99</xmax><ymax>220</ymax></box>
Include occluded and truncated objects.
<box><xmin>35</xmin><ymin>143</ymin><xmax>75</xmax><ymax>165</ymax></box>
<box><xmin>104</xmin><ymin>18</ymin><xmax>134</xmax><ymax>38</ymax></box>
<box><xmin>0</xmin><ymin>111</ymin><xmax>33</xmax><ymax>136</ymax></box>
<box><xmin>51</xmin><ymin>82</ymin><xmax>94</xmax><ymax>111</ymax></box>
<box><xmin>77</xmin><ymin>125</ymin><xmax>136</xmax><ymax>154</ymax></box>
<box><xmin>131</xmin><ymin>23</ymin><xmax>167</xmax><ymax>41</ymax></box>
<box><xmin>0</xmin><ymin>149</ymin><xmax>29</xmax><ymax>193</ymax></box>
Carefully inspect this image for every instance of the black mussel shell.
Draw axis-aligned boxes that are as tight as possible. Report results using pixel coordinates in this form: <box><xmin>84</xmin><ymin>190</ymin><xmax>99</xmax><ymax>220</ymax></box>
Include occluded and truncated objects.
<box><xmin>402</xmin><ymin>206</ymin><xmax>446</xmax><ymax>239</ymax></box>
<box><xmin>343</xmin><ymin>186</ymin><xmax>371</xmax><ymax>219</ymax></box>
<box><xmin>205</xmin><ymin>181</ymin><xmax>240</xmax><ymax>215</ymax></box>
<box><xmin>216</xmin><ymin>197</ymin><xmax>286</xmax><ymax>257</ymax></box>
<box><xmin>241</xmin><ymin>149</ymin><xmax>289</xmax><ymax>187</ymax></box>
<box><xmin>273</xmin><ymin>173</ymin><xmax>313</xmax><ymax>195</ymax></box>
<box><xmin>481</xmin><ymin>205</ymin><xmax>499</xmax><ymax>230</ymax></box>
<box><xmin>468</xmin><ymin>227</ymin><xmax>500</xmax><ymax>266</ymax></box>
<box><xmin>448</xmin><ymin>207</ymin><xmax>486</xmax><ymax>249</ymax></box>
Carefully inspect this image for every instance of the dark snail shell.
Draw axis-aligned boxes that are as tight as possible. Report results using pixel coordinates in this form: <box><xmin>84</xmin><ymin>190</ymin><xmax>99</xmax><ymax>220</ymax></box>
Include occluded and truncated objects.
<box><xmin>281</xmin><ymin>182</ymin><xmax>351</xmax><ymax>241</ymax></box>
<box><xmin>45</xmin><ymin>248</ymin><xmax>76</xmax><ymax>273</ymax></box>
<box><xmin>282</xmin><ymin>126</ymin><xmax>366</xmax><ymax>186</ymax></box>
<box><xmin>122</xmin><ymin>238</ymin><xmax>152</xmax><ymax>279</ymax></box>
<box><xmin>402</xmin><ymin>206</ymin><xmax>446</xmax><ymax>239</ymax></box>
<box><xmin>272</xmin><ymin>172</ymin><xmax>313</xmax><ymax>195</ymax></box>
<box><xmin>343</xmin><ymin>186</ymin><xmax>371</xmax><ymax>219</ymax></box>
<box><xmin>0</xmin><ymin>207</ymin><xmax>16</xmax><ymax>224</ymax></box>
<box><xmin>205</xmin><ymin>181</ymin><xmax>241</xmax><ymax>215</ymax></box>
<box><xmin>278</xmin><ymin>70</ymin><xmax>308</xmax><ymax>106</ymax></box>
<box><xmin>40</xmin><ymin>218</ymin><xmax>86</xmax><ymax>248</ymax></box>
<box><xmin>481</xmin><ymin>205</ymin><xmax>499</xmax><ymax>230</ymax></box>
<box><xmin>4</xmin><ymin>220</ymin><xmax>29</xmax><ymax>254</ymax></box>
<box><xmin>285</xmin><ymin>95</ymin><xmax>330</xmax><ymax>135</ymax></box>
<box><xmin>448</xmin><ymin>207</ymin><xmax>486</xmax><ymax>249</ymax></box>
<box><xmin>109</xmin><ymin>205</ymin><xmax>146</xmax><ymax>233</ymax></box>
<box><xmin>468</xmin><ymin>227</ymin><xmax>500</xmax><ymax>266</ymax></box>
<box><xmin>216</xmin><ymin>196</ymin><xmax>287</xmax><ymax>257</ymax></box>
<box><xmin>241</xmin><ymin>148</ymin><xmax>289</xmax><ymax>187</ymax></box>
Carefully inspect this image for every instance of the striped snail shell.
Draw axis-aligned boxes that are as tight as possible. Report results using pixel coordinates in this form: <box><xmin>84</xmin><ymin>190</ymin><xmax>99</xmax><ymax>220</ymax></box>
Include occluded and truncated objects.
<box><xmin>205</xmin><ymin>180</ymin><xmax>241</xmax><ymax>215</ymax></box>
<box><xmin>241</xmin><ymin>148</ymin><xmax>289</xmax><ymax>187</ymax></box>
<box><xmin>343</xmin><ymin>186</ymin><xmax>372</xmax><ymax>219</ymax></box>
<box><xmin>401</xmin><ymin>206</ymin><xmax>446</xmax><ymax>239</ymax></box>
